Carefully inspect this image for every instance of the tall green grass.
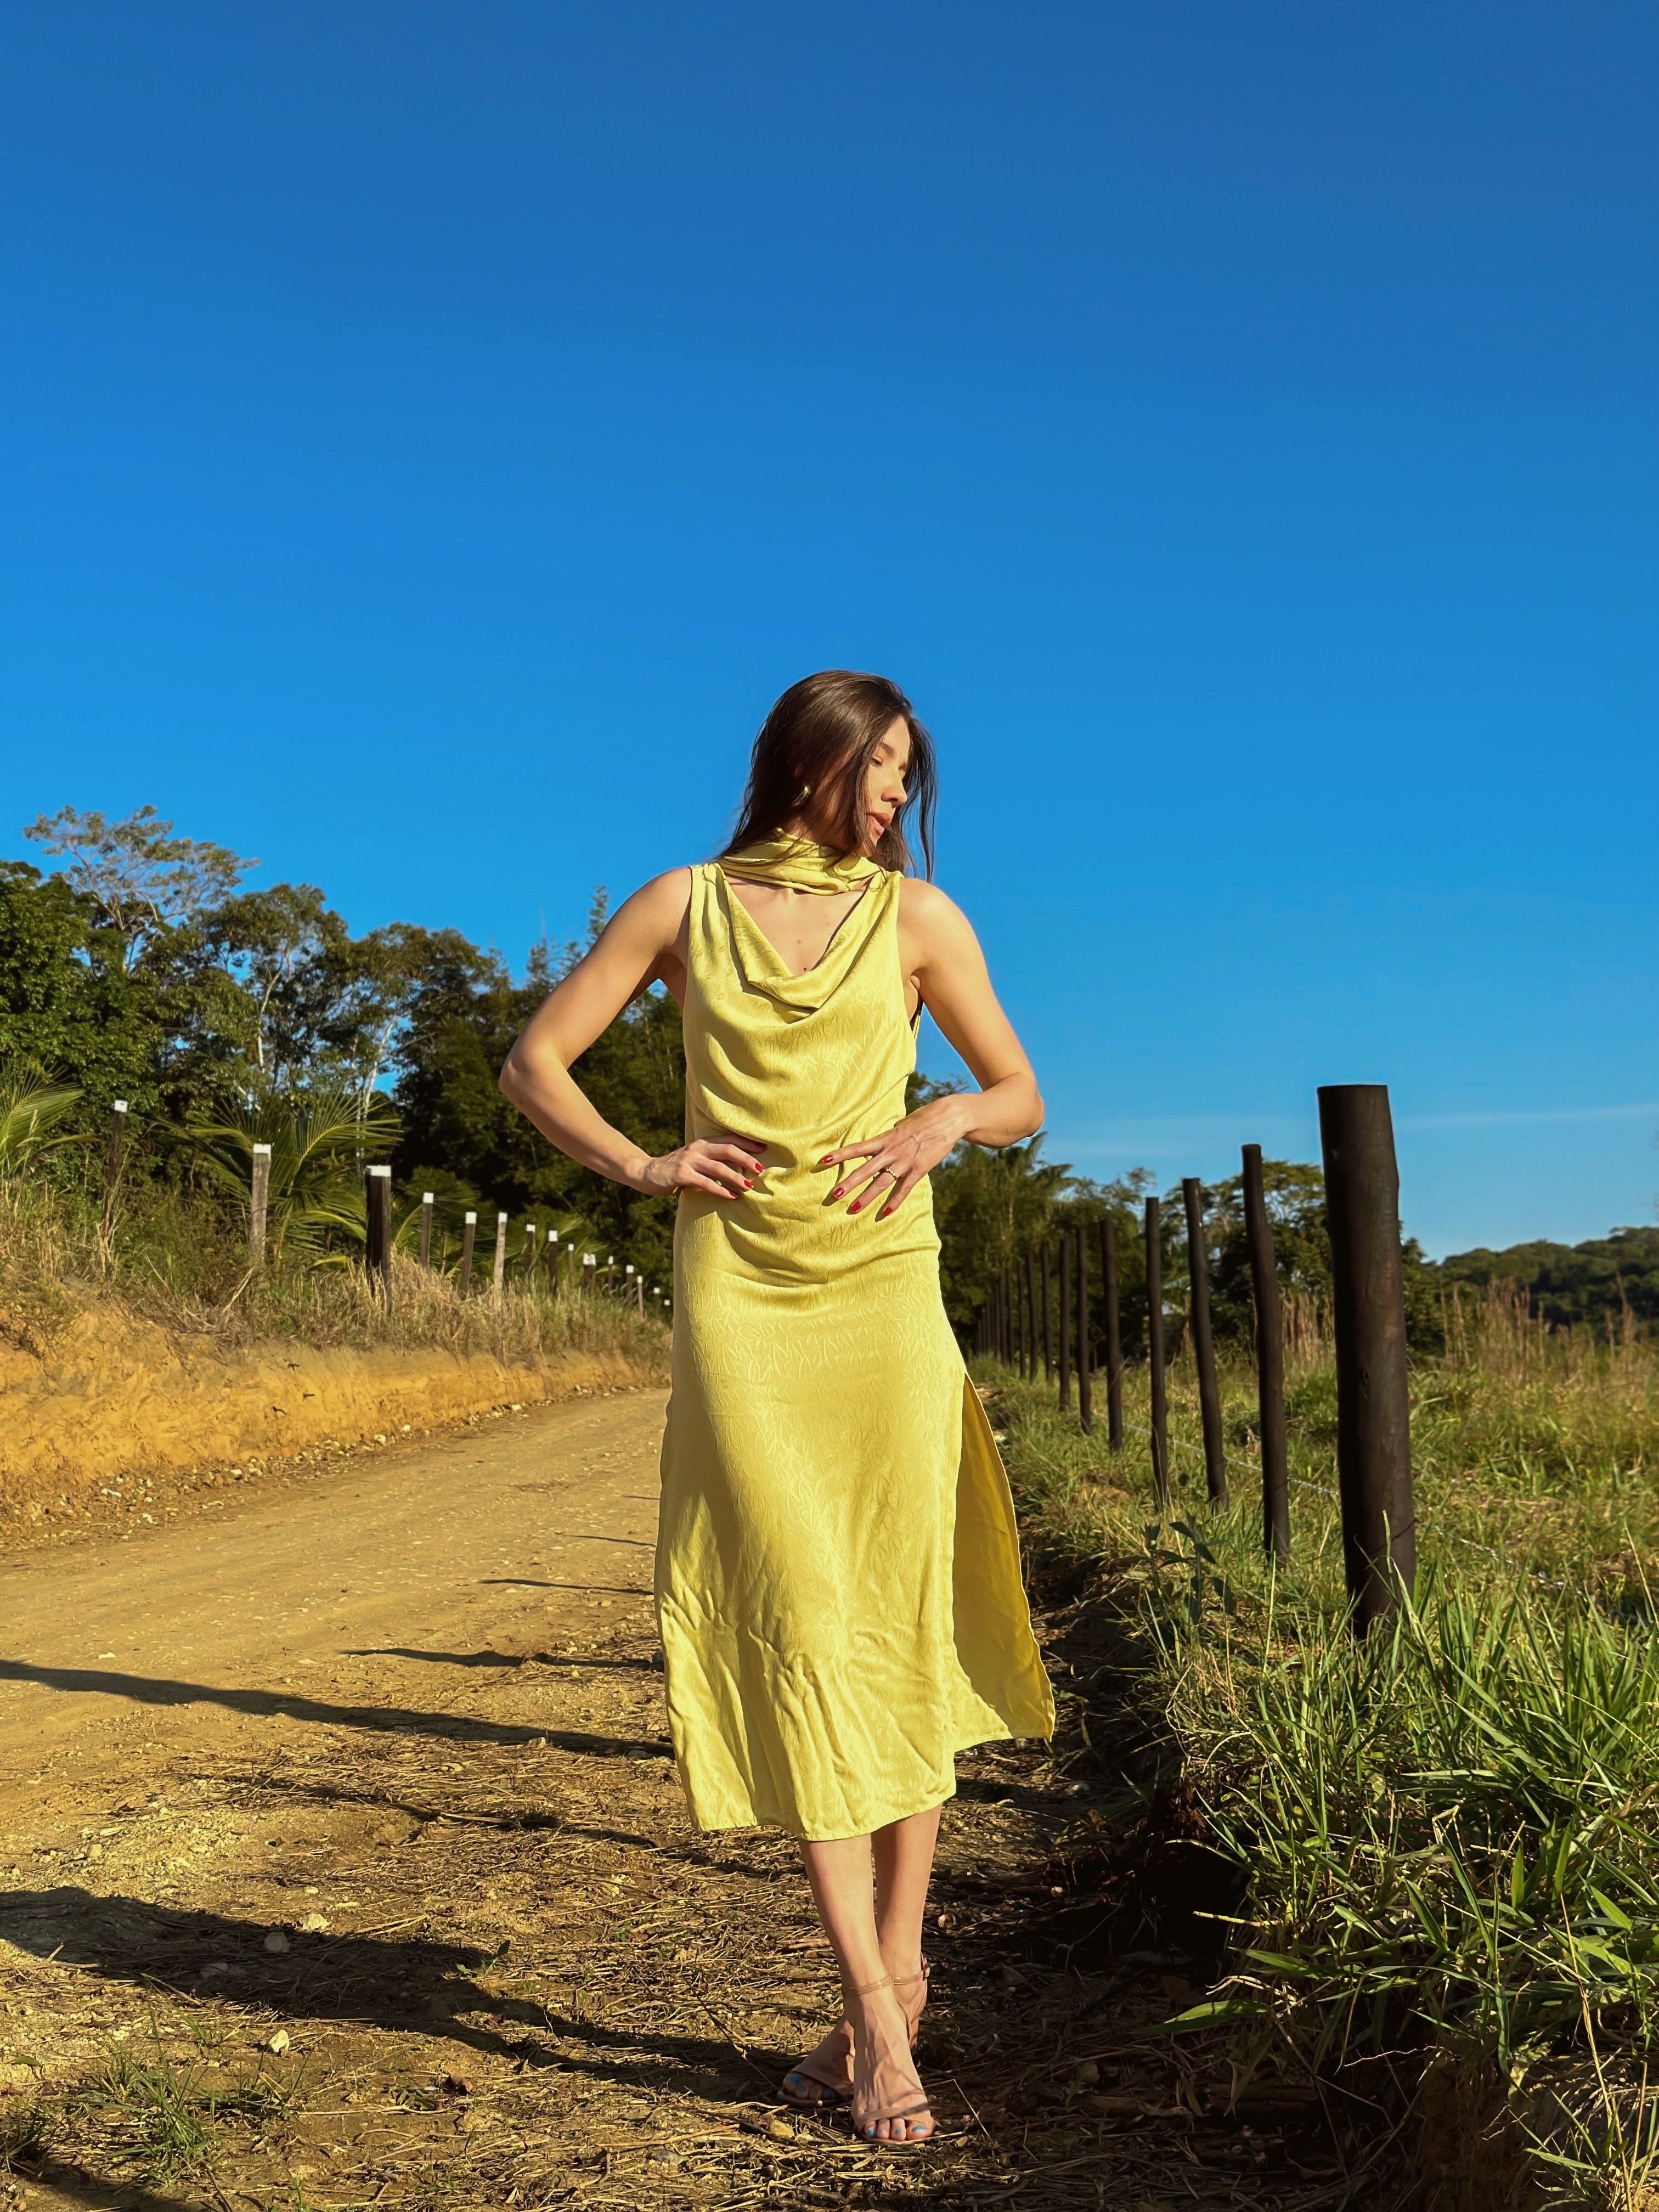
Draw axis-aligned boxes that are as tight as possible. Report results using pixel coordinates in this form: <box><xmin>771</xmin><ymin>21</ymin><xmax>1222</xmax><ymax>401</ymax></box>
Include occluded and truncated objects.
<box><xmin>989</xmin><ymin>1304</ymin><xmax>1659</xmax><ymax>2208</ymax></box>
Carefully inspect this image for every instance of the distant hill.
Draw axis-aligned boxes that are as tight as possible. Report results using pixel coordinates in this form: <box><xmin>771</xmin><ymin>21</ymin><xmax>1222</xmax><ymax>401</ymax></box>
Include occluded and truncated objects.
<box><xmin>1438</xmin><ymin>1227</ymin><xmax>1659</xmax><ymax>1331</ymax></box>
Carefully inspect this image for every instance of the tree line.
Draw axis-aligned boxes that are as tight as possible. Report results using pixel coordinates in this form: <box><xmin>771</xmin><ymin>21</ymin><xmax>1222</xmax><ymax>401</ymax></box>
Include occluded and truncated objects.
<box><xmin>2</xmin><ymin>803</ymin><xmax>1650</xmax><ymax>1338</ymax></box>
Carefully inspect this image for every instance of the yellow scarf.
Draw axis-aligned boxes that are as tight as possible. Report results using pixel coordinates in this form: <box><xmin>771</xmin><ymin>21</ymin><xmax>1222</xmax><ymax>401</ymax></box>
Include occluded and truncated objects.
<box><xmin>718</xmin><ymin>832</ymin><xmax>883</xmax><ymax>894</ymax></box>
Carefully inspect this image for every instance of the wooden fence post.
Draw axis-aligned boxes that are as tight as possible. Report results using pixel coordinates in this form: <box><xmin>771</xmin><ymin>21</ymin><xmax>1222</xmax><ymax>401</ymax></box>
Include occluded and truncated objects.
<box><xmin>1099</xmin><ymin>1217</ymin><xmax>1123</xmax><ymax>1451</ymax></box>
<box><xmin>547</xmin><ymin>1231</ymin><xmax>562</xmax><ymax>1294</ymax></box>
<box><xmin>1242</xmin><ymin>1144</ymin><xmax>1290</xmax><ymax>1561</ymax></box>
<box><xmin>106</xmin><ymin>1098</ymin><xmax>128</xmax><ymax>1182</ymax></box>
<box><xmin>521</xmin><ymin>1223</ymin><xmax>537</xmax><ymax>1283</ymax></box>
<box><xmin>249</xmin><ymin>1142</ymin><xmax>272</xmax><ymax>1269</ymax></box>
<box><xmin>365</xmin><ymin>1165</ymin><xmax>393</xmax><ymax>1302</ymax></box>
<box><xmin>1041</xmin><ymin>1246</ymin><xmax>1054</xmax><ymax>1380</ymax></box>
<box><xmin>1182</xmin><ymin>1178</ymin><xmax>1228</xmax><ymax>1506</ymax></box>
<box><xmin>1003</xmin><ymin>1267</ymin><xmax>1014</xmax><ymax>1363</ymax></box>
<box><xmin>492</xmin><ymin>1211</ymin><xmax>508</xmax><ymax>1297</ymax></box>
<box><xmin>458</xmin><ymin>1211</ymin><xmax>477</xmax><ymax>1297</ymax></box>
<box><xmin>1058</xmin><ymin>1233</ymin><xmax>1073</xmax><ymax>1410</ymax></box>
<box><xmin>1318</xmin><ymin>1085</ymin><xmax>1417</xmax><ymax>1633</ymax></box>
<box><xmin>419</xmin><ymin>1191</ymin><xmax>434</xmax><ymax>1269</ymax></box>
<box><xmin>100</xmin><ymin>1099</ymin><xmax>128</xmax><ymax>1234</ymax></box>
<box><xmin>1146</xmin><ymin>1196</ymin><xmax>1169</xmax><ymax>1511</ymax></box>
<box><xmin>1023</xmin><ymin>1249</ymin><xmax>1038</xmax><ymax>1388</ymax></box>
<box><xmin>1076</xmin><ymin>1224</ymin><xmax>1092</xmax><ymax>1436</ymax></box>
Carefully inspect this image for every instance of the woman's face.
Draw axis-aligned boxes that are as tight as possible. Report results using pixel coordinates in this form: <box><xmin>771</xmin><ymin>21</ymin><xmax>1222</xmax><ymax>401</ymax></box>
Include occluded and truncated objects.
<box><xmin>808</xmin><ymin>716</ymin><xmax>911</xmax><ymax>854</ymax></box>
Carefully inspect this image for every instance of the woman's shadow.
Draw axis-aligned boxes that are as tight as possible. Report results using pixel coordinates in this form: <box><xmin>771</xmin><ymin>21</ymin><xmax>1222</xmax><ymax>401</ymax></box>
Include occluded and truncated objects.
<box><xmin>0</xmin><ymin>1882</ymin><xmax>750</xmax><ymax>2103</ymax></box>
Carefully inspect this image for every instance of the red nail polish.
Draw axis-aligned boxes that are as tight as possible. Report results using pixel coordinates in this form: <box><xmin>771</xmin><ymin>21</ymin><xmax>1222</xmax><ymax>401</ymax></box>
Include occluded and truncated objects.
<box><xmin>828</xmin><ymin>1186</ymin><xmax>844</xmax><ymax>1201</ymax></box>
<box><xmin>848</xmin><ymin>1201</ymin><xmax>862</xmax><ymax>1213</ymax></box>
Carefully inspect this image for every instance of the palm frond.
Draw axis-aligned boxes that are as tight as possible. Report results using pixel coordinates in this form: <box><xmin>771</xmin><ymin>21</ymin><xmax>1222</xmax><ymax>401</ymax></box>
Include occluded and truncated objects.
<box><xmin>0</xmin><ymin>1065</ymin><xmax>91</xmax><ymax>1176</ymax></box>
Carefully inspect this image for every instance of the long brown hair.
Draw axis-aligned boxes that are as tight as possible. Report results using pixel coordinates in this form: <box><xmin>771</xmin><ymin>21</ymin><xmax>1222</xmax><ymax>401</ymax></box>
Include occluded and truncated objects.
<box><xmin>720</xmin><ymin>670</ymin><xmax>938</xmax><ymax>877</ymax></box>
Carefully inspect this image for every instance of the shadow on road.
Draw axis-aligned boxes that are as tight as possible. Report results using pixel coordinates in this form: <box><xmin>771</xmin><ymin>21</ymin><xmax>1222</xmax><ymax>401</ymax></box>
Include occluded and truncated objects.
<box><xmin>0</xmin><ymin>1658</ymin><xmax>668</xmax><ymax>1759</ymax></box>
<box><xmin>0</xmin><ymin>1886</ymin><xmax>751</xmax><ymax>2102</ymax></box>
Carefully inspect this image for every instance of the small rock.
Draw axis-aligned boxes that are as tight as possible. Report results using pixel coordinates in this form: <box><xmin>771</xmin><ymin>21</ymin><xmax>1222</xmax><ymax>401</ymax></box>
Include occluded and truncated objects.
<box><xmin>263</xmin><ymin>1929</ymin><xmax>291</xmax><ymax>1954</ymax></box>
<box><xmin>441</xmin><ymin>2073</ymin><xmax>473</xmax><ymax>2097</ymax></box>
<box><xmin>267</xmin><ymin>2029</ymin><xmax>291</xmax><ymax>2053</ymax></box>
<box><xmin>765</xmin><ymin>2117</ymin><xmax>794</xmax><ymax>2141</ymax></box>
<box><xmin>298</xmin><ymin>1912</ymin><xmax>329</xmax><ymax>1934</ymax></box>
<box><xmin>1074</xmin><ymin>2059</ymin><xmax>1100</xmax><ymax>2086</ymax></box>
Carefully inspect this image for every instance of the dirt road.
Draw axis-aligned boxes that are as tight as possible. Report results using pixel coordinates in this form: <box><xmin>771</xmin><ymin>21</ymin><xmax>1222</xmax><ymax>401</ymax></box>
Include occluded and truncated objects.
<box><xmin>0</xmin><ymin>1390</ymin><xmax>1259</xmax><ymax>2212</ymax></box>
<box><xmin>0</xmin><ymin>1391</ymin><xmax>670</xmax><ymax>1793</ymax></box>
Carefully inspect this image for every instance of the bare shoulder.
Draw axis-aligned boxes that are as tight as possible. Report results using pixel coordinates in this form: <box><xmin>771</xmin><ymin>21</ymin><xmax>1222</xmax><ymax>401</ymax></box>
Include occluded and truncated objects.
<box><xmin>897</xmin><ymin>876</ymin><xmax>977</xmax><ymax>947</ymax></box>
<box><xmin>610</xmin><ymin>867</ymin><xmax>695</xmax><ymax>943</ymax></box>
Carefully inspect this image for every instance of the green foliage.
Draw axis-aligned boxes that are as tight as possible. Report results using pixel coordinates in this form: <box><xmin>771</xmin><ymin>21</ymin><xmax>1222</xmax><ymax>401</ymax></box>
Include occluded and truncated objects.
<box><xmin>24</xmin><ymin>803</ymin><xmax>251</xmax><ymax>970</ymax></box>
<box><xmin>1442</xmin><ymin>1226</ymin><xmax>1659</xmax><ymax>1334</ymax></box>
<box><xmin>0</xmin><ymin>862</ymin><xmax>165</xmax><ymax>1116</ymax></box>
<box><xmin>391</xmin><ymin>932</ymin><xmax>686</xmax><ymax>1288</ymax></box>
<box><xmin>0</xmin><ymin>1064</ymin><xmax>89</xmax><ymax>1176</ymax></box>
<box><xmin>0</xmin><ymin>802</ymin><xmax>686</xmax><ymax>1288</ymax></box>
<box><xmin>928</xmin><ymin>1128</ymin><xmax>1070</xmax><ymax>1325</ymax></box>
<box><xmin>184</xmin><ymin>1083</ymin><xmax>400</xmax><ymax>1266</ymax></box>
<box><xmin>994</xmin><ymin>1325</ymin><xmax>1659</xmax><ymax>2203</ymax></box>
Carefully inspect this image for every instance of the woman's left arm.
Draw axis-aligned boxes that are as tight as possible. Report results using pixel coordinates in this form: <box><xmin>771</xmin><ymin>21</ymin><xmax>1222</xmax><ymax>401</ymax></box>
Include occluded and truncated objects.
<box><xmin>820</xmin><ymin>881</ymin><xmax>1044</xmax><ymax>1217</ymax></box>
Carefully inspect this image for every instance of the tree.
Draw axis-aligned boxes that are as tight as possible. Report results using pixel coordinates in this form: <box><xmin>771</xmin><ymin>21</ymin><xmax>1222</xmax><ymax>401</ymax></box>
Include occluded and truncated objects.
<box><xmin>0</xmin><ymin>862</ymin><xmax>166</xmax><ymax>1118</ymax></box>
<box><xmin>930</xmin><ymin>1133</ymin><xmax>1069</xmax><ymax>1327</ymax></box>
<box><xmin>1438</xmin><ymin>1227</ymin><xmax>1659</xmax><ymax>1333</ymax></box>
<box><xmin>390</xmin><ymin>906</ymin><xmax>687</xmax><ymax>1288</ymax></box>
<box><xmin>24</xmin><ymin>805</ymin><xmax>251</xmax><ymax>972</ymax></box>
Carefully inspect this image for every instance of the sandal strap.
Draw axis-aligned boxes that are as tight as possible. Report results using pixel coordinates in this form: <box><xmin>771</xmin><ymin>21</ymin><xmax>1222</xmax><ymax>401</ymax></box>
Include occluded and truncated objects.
<box><xmin>843</xmin><ymin>1971</ymin><xmax>895</xmax><ymax>2001</ymax></box>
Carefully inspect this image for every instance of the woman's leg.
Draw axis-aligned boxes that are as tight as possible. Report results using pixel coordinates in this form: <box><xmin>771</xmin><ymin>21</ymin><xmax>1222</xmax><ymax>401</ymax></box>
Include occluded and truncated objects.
<box><xmin>800</xmin><ymin>1832</ymin><xmax>934</xmax><ymax>2142</ymax></box>
<box><xmin>873</xmin><ymin>1804</ymin><xmax>941</xmax><ymax>2005</ymax></box>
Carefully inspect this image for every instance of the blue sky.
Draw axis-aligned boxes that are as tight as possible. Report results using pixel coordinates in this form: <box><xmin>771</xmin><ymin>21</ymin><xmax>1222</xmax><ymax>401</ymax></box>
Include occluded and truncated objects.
<box><xmin>2</xmin><ymin>2</ymin><xmax>1655</xmax><ymax>1255</ymax></box>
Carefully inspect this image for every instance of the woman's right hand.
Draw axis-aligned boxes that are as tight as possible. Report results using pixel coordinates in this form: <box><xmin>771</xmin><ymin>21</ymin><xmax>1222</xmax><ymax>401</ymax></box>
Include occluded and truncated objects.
<box><xmin>633</xmin><ymin>1135</ymin><xmax>768</xmax><ymax>1200</ymax></box>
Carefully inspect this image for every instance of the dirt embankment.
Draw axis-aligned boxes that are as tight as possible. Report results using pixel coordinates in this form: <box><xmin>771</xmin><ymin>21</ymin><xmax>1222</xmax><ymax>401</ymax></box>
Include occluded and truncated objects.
<box><xmin>0</xmin><ymin>1307</ymin><xmax>658</xmax><ymax>1542</ymax></box>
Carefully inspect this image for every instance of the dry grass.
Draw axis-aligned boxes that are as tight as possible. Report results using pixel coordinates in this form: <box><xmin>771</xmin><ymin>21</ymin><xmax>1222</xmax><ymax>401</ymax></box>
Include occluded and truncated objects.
<box><xmin>0</xmin><ymin>1172</ymin><xmax>668</xmax><ymax>1381</ymax></box>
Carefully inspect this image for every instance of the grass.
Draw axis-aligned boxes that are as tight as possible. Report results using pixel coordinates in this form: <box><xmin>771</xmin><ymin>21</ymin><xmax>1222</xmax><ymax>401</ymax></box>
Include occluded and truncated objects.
<box><xmin>0</xmin><ymin>1165</ymin><xmax>669</xmax><ymax>1375</ymax></box>
<box><xmin>984</xmin><ymin>1293</ymin><xmax>1659</xmax><ymax>2210</ymax></box>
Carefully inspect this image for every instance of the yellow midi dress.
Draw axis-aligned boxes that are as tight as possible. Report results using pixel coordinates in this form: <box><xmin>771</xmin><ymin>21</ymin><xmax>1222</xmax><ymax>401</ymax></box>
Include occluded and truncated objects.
<box><xmin>655</xmin><ymin>837</ymin><xmax>1055</xmax><ymax>1842</ymax></box>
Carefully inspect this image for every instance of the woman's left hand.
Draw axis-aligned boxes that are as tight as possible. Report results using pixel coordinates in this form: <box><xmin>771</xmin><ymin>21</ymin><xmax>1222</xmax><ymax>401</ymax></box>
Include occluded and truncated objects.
<box><xmin>819</xmin><ymin>1097</ymin><xmax>970</xmax><ymax>1219</ymax></box>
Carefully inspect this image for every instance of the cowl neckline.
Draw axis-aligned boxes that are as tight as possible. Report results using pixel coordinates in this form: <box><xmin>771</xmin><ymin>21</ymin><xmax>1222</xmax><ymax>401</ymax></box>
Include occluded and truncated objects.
<box><xmin>718</xmin><ymin>833</ymin><xmax>883</xmax><ymax>895</ymax></box>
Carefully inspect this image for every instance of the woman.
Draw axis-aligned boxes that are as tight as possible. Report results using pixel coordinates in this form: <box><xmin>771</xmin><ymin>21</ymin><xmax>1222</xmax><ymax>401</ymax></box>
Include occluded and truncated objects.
<box><xmin>499</xmin><ymin>670</ymin><xmax>1053</xmax><ymax>2146</ymax></box>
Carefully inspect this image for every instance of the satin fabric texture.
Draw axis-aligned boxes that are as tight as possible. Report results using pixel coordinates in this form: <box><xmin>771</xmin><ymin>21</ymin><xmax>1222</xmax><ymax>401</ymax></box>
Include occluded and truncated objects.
<box><xmin>654</xmin><ymin>837</ymin><xmax>1055</xmax><ymax>1842</ymax></box>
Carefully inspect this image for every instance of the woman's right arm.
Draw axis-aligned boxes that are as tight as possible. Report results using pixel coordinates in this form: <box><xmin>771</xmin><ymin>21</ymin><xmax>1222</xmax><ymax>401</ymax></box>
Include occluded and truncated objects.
<box><xmin>498</xmin><ymin>870</ymin><xmax>765</xmax><ymax>1201</ymax></box>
